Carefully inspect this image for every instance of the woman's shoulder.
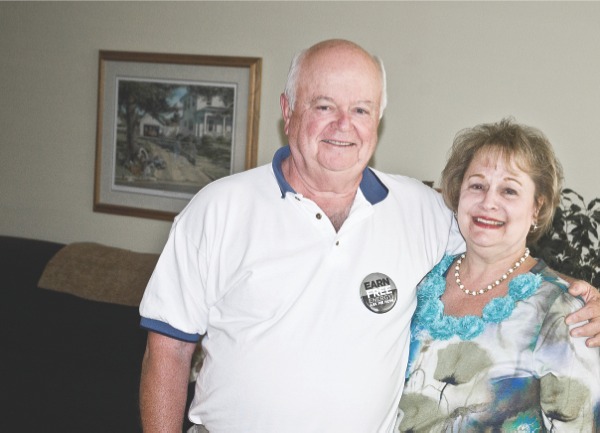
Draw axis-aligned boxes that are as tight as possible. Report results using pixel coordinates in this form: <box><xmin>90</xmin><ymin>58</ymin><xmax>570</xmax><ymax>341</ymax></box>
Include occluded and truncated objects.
<box><xmin>529</xmin><ymin>260</ymin><xmax>584</xmax><ymax>312</ymax></box>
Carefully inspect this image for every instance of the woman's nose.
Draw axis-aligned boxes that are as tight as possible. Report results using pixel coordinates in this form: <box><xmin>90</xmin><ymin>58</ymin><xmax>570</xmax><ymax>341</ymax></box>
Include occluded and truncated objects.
<box><xmin>480</xmin><ymin>190</ymin><xmax>498</xmax><ymax>209</ymax></box>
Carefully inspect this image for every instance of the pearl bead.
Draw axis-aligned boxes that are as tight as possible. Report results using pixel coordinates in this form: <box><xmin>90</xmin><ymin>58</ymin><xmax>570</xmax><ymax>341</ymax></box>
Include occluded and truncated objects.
<box><xmin>455</xmin><ymin>248</ymin><xmax>530</xmax><ymax>296</ymax></box>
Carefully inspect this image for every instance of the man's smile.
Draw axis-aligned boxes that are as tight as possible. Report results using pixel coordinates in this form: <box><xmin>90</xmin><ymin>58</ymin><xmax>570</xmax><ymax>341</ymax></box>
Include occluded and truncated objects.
<box><xmin>322</xmin><ymin>139</ymin><xmax>355</xmax><ymax>146</ymax></box>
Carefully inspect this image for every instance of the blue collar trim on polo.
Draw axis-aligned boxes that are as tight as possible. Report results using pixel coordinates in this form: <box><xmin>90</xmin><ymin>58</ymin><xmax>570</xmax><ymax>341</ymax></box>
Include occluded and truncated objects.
<box><xmin>273</xmin><ymin>146</ymin><xmax>295</xmax><ymax>196</ymax></box>
<box><xmin>272</xmin><ymin>145</ymin><xmax>388</xmax><ymax>205</ymax></box>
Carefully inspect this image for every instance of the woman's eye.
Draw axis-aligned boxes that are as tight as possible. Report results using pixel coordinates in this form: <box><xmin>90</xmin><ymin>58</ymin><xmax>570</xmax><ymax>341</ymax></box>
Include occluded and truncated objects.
<box><xmin>504</xmin><ymin>188</ymin><xmax>517</xmax><ymax>196</ymax></box>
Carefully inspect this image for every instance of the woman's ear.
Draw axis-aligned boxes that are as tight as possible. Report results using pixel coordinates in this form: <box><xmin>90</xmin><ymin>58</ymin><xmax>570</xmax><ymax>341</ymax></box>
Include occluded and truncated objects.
<box><xmin>534</xmin><ymin>197</ymin><xmax>544</xmax><ymax>220</ymax></box>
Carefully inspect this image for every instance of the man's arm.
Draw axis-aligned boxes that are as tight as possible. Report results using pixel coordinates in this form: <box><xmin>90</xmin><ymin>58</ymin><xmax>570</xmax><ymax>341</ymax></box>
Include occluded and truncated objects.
<box><xmin>565</xmin><ymin>280</ymin><xmax>600</xmax><ymax>347</ymax></box>
<box><xmin>140</xmin><ymin>331</ymin><xmax>197</xmax><ymax>433</ymax></box>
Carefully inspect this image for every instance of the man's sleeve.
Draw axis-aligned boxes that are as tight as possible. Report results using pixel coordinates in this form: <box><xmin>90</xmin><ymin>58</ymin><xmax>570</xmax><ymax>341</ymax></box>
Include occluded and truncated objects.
<box><xmin>139</xmin><ymin>221</ymin><xmax>208</xmax><ymax>342</ymax></box>
<box><xmin>445</xmin><ymin>214</ymin><xmax>465</xmax><ymax>256</ymax></box>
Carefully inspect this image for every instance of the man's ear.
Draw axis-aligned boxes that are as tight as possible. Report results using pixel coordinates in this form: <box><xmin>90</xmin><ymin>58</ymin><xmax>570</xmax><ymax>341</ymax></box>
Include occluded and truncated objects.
<box><xmin>280</xmin><ymin>93</ymin><xmax>291</xmax><ymax>135</ymax></box>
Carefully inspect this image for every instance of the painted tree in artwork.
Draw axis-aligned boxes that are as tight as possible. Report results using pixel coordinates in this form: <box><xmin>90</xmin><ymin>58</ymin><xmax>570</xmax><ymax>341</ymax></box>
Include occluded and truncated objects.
<box><xmin>117</xmin><ymin>80</ymin><xmax>177</xmax><ymax>161</ymax></box>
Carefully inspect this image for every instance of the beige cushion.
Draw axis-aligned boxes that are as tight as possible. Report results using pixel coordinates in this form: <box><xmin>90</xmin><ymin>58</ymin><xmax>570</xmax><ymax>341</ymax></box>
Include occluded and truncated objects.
<box><xmin>38</xmin><ymin>242</ymin><xmax>158</xmax><ymax>306</ymax></box>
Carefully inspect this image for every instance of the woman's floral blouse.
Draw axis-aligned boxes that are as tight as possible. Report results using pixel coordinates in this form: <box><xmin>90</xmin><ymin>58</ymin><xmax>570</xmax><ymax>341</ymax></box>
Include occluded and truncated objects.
<box><xmin>398</xmin><ymin>256</ymin><xmax>600</xmax><ymax>432</ymax></box>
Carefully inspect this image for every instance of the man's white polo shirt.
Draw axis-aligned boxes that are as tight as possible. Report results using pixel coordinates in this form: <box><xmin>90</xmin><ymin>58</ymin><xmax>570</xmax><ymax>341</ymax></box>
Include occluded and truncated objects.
<box><xmin>140</xmin><ymin>146</ymin><xmax>463</xmax><ymax>433</ymax></box>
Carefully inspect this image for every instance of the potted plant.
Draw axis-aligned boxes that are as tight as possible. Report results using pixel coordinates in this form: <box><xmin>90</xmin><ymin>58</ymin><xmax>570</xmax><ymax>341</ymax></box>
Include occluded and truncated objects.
<box><xmin>530</xmin><ymin>188</ymin><xmax>600</xmax><ymax>287</ymax></box>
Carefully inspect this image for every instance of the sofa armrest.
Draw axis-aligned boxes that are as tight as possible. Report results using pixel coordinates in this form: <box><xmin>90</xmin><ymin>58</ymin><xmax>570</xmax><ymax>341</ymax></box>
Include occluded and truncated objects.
<box><xmin>38</xmin><ymin>242</ymin><xmax>158</xmax><ymax>306</ymax></box>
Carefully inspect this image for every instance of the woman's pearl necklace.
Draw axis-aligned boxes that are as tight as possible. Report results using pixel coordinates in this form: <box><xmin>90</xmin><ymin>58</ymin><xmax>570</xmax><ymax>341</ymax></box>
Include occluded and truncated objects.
<box><xmin>455</xmin><ymin>248</ymin><xmax>530</xmax><ymax>296</ymax></box>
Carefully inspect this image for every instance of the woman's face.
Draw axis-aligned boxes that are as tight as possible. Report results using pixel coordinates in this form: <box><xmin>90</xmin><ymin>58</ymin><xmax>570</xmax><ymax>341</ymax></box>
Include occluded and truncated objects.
<box><xmin>457</xmin><ymin>151</ymin><xmax>538</xmax><ymax>258</ymax></box>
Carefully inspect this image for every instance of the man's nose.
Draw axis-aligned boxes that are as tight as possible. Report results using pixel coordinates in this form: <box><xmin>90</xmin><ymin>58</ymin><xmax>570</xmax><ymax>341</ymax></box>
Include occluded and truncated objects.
<box><xmin>334</xmin><ymin>111</ymin><xmax>351</xmax><ymax>130</ymax></box>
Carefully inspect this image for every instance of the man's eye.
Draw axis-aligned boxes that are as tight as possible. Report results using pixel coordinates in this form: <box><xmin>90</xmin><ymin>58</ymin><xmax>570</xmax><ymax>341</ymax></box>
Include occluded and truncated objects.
<box><xmin>316</xmin><ymin>105</ymin><xmax>331</xmax><ymax>111</ymax></box>
<box><xmin>355</xmin><ymin>107</ymin><xmax>369</xmax><ymax>115</ymax></box>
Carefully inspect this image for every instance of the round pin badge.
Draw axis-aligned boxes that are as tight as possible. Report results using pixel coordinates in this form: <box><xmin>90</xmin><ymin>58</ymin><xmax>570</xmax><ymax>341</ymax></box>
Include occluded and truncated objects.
<box><xmin>360</xmin><ymin>273</ymin><xmax>397</xmax><ymax>314</ymax></box>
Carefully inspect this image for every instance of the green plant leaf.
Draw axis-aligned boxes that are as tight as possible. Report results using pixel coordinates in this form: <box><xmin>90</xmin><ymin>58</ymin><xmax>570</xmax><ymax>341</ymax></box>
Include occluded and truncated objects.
<box><xmin>530</xmin><ymin>189</ymin><xmax>600</xmax><ymax>287</ymax></box>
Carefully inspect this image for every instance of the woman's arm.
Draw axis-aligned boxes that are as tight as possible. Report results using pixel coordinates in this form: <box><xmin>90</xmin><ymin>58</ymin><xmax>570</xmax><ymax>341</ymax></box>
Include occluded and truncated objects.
<box><xmin>536</xmin><ymin>290</ymin><xmax>600</xmax><ymax>431</ymax></box>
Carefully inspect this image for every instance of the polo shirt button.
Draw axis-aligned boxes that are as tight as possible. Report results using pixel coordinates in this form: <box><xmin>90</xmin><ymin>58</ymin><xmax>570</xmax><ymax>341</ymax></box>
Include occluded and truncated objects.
<box><xmin>336</xmin><ymin>241</ymin><xmax>340</xmax><ymax>246</ymax></box>
<box><xmin>316</xmin><ymin>213</ymin><xmax>322</xmax><ymax>220</ymax></box>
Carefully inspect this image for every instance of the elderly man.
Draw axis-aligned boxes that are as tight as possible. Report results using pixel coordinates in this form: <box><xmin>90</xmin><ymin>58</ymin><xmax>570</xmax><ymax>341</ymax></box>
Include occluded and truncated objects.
<box><xmin>139</xmin><ymin>40</ymin><xmax>600</xmax><ymax>433</ymax></box>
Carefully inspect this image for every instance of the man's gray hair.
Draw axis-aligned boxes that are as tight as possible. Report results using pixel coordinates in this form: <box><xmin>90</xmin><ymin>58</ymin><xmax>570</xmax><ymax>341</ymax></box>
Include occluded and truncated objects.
<box><xmin>283</xmin><ymin>48</ymin><xmax>388</xmax><ymax>119</ymax></box>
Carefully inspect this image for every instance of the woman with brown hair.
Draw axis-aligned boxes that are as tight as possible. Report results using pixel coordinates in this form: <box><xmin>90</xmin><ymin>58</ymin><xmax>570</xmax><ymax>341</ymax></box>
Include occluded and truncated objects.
<box><xmin>398</xmin><ymin>118</ymin><xmax>600</xmax><ymax>432</ymax></box>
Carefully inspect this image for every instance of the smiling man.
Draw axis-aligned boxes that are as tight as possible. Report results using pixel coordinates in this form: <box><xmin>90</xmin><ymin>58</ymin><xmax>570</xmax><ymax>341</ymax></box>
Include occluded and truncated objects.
<box><xmin>279</xmin><ymin>41</ymin><xmax>383</xmax><ymax>232</ymax></box>
<box><xmin>139</xmin><ymin>40</ymin><xmax>600</xmax><ymax>433</ymax></box>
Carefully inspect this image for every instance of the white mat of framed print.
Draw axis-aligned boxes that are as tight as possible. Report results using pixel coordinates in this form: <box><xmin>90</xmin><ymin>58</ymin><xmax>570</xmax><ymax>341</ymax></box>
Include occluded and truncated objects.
<box><xmin>94</xmin><ymin>50</ymin><xmax>261</xmax><ymax>220</ymax></box>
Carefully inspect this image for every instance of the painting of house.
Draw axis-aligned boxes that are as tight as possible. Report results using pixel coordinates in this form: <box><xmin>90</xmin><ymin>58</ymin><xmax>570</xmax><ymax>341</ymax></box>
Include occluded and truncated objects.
<box><xmin>180</xmin><ymin>87</ymin><xmax>234</xmax><ymax>139</ymax></box>
<box><xmin>139</xmin><ymin>113</ymin><xmax>180</xmax><ymax>138</ymax></box>
<box><xmin>139</xmin><ymin>113</ymin><xmax>163</xmax><ymax>137</ymax></box>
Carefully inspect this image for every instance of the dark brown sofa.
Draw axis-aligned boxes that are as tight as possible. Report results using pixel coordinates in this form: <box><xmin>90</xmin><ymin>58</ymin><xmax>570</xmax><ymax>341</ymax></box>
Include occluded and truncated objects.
<box><xmin>1</xmin><ymin>235</ymin><xmax>195</xmax><ymax>432</ymax></box>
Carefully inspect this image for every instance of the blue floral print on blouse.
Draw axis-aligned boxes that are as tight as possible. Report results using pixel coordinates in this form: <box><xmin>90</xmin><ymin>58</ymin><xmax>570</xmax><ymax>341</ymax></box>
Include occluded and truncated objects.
<box><xmin>411</xmin><ymin>254</ymin><xmax>543</xmax><ymax>341</ymax></box>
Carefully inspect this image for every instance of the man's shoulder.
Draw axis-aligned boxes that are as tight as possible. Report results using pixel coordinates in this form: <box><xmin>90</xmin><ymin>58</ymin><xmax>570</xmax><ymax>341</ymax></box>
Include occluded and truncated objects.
<box><xmin>370</xmin><ymin>168</ymin><xmax>441</xmax><ymax>199</ymax></box>
<box><xmin>176</xmin><ymin>163</ymin><xmax>276</xmax><ymax>218</ymax></box>
<box><xmin>197</xmin><ymin>163</ymin><xmax>274</xmax><ymax>195</ymax></box>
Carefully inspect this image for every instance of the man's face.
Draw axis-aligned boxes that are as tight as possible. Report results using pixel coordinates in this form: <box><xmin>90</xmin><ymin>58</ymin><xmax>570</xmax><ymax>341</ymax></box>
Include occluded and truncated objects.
<box><xmin>281</xmin><ymin>45</ymin><xmax>382</xmax><ymax>187</ymax></box>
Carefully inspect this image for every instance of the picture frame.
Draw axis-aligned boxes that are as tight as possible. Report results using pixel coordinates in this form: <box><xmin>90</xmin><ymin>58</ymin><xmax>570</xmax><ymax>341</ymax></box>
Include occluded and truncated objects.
<box><xmin>94</xmin><ymin>50</ymin><xmax>261</xmax><ymax>220</ymax></box>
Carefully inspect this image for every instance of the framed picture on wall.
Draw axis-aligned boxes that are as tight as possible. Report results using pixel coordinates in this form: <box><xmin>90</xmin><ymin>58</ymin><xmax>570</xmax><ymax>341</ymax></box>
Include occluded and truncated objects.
<box><xmin>94</xmin><ymin>50</ymin><xmax>262</xmax><ymax>220</ymax></box>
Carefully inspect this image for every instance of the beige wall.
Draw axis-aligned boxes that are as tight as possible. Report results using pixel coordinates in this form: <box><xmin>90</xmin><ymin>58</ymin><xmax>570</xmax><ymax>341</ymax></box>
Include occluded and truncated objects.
<box><xmin>2</xmin><ymin>1</ymin><xmax>599</xmax><ymax>253</ymax></box>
